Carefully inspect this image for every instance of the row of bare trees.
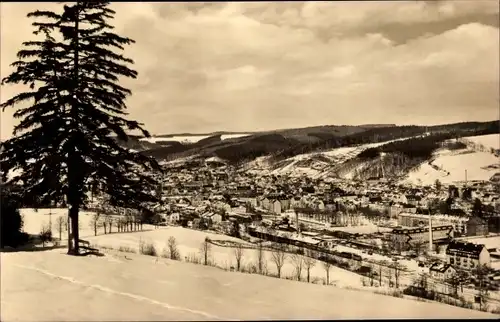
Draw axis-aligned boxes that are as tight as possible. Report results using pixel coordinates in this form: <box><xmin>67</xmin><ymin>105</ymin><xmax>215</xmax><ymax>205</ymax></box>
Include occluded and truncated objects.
<box><xmin>89</xmin><ymin>210</ymin><xmax>145</xmax><ymax>236</ymax></box>
<box><xmin>294</xmin><ymin>205</ymin><xmax>389</xmax><ymax>227</ymax></box>
<box><xmin>269</xmin><ymin>244</ymin><xmax>335</xmax><ymax>284</ymax></box>
<box><xmin>219</xmin><ymin>240</ymin><xmax>334</xmax><ymax>284</ymax></box>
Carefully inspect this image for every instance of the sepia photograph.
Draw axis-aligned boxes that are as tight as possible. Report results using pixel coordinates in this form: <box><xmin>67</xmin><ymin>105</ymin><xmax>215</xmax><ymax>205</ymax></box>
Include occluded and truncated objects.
<box><xmin>0</xmin><ymin>1</ymin><xmax>499</xmax><ymax>320</ymax></box>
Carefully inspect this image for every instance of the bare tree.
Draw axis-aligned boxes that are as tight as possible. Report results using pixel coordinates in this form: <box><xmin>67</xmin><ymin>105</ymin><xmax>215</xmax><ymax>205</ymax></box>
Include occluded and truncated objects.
<box><xmin>412</xmin><ymin>240</ymin><xmax>427</xmax><ymax>258</ymax></box>
<box><xmin>121</xmin><ymin>217</ymin><xmax>127</xmax><ymax>232</ymax></box>
<box><xmin>415</xmin><ymin>271</ymin><xmax>430</xmax><ymax>294</ymax></box>
<box><xmin>322</xmin><ymin>255</ymin><xmax>332</xmax><ymax>285</ymax></box>
<box><xmin>39</xmin><ymin>224</ymin><xmax>52</xmax><ymax>247</ymax></box>
<box><xmin>168</xmin><ymin>236</ymin><xmax>181</xmax><ymax>260</ymax></box>
<box><xmin>136</xmin><ymin>210</ymin><xmax>141</xmax><ymax>230</ymax></box>
<box><xmin>233</xmin><ymin>243</ymin><xmax>245</xmax><ymax>271</ymax></box>
<box><xmin>390</xmin><ymin>261</ymin><xmax>404</xmax><ymax>289</ymax></box>
<box><xmin>367</xmin><ymin>263</ymin><xmax>376</xmax><ymax>286</ymax></box>
<box><xmin>303</xmin><ymin>250</ymin><xmax>316</xmax><ymax>283</ymax></box>
<box><xmin>445</xmin><ymin>271</ymin><xmax>461</xmax><ymax>298</ymax></box>
<box><xmin>105</xmin><ymin>215</ymin><xmax>113</xmax><ymax>234</ymax></box>
<box><xmin>290</xmin><ymin>253</ymin><xmax>304</xmax><ymax>281</ymax></box>
<box><xmin>472</xmin><ymin>264</ymin><xmax>492</xmax><ymax>311</ymax></box>
<box><xmin>388</xmin><ymin>237</ymin><xmax>403</xmax><ymax>255</ymax></box>
<box><xmin>378</xmin><ymin>260</ymin><xmax>389</xmax><ymax>286</ymax></box>
<box><xmin>126</xmin><ymin>213</ymin><xmax>134</xmax><ymax>231</ymax></box>
<box><xmin>54</xmin><ymin>216</ymin><xmax>65</xmax><ymax>240</ymax></box>
<box><xmin>270</xmin><ymin>243</ymin><xmax>287</xmax><ymax>278</ymax></box>
<box><xmin>200</xmin><ymin>237</ymin><xmax>212</xmax><ymax>266</ymax></box>
<box><xmin>103</xmin><ymin>217</ymin><xmax>108</xmax><ymax>234</ymax></box>
<box><xmin>89</xmin><ymin>212</ymin><xmax>101</xmax><ymax>236</ymax></box>
<box><xmin>117</xmin><ymin>218</ymin><xmax>123</xmax><ymax>232</ymax></box>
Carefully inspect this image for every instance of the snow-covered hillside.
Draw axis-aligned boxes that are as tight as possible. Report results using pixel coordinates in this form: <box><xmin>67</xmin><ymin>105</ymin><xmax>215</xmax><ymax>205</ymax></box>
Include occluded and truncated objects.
<box><xmin>242</xmin><ymin>134</ymin><xmax>499</xmax><ymax>185</ymax></box>
<box><xmin>4</xmin><ymin>249</ymin><xmax>495</xmax><ymax>320</ymax></box>
<box><xmin>140</xmin><ymin>134</ymin><xmax>250</xmax><ymax>144</ymax></box>
<box><xmin>4</xmin><ymin>208</ymin><xmax>498</xmax><ymax>320</ymax></box>
<box><xmin>402</xmin><ymin>134</ymin><xmax>499</xmax><ymax>186</ymax></box>
<box><xmin>464</xmin><ymin>133</ymin><xmax>499</xmax><ymax>151</ymax></box>
<box><xmin>18</xmin><ymin>209</ymin><xmax>364</xmax><ymax>289</ymax></box>
<box><xmin>404</xmin><ymin>150</ymin><xmax>499</xmax><ymax>185</ymax></box>
<box><xmin>246</xmin><ymin>137</ymin><xmax>412</xmax><ymax>179</ymax></box>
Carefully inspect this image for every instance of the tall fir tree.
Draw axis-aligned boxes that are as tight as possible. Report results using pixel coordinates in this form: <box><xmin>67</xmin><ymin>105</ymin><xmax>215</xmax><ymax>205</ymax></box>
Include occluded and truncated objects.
<box><xmin>1</xmin><ymin>2</ymin><xmax>162</xmax><ymax>255</ymax></box>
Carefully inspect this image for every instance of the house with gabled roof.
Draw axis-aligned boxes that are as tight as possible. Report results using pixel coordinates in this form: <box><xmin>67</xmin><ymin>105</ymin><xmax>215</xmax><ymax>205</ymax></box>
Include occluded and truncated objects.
<box><xmin>445</xmin><ymin>240</ymin><xmax>491</xmax><ymax>270</ymax></box>
<box><xmin>429</xmin><ymin>262</ymin><xmax>456</xmax><ymax>281</ymax></box>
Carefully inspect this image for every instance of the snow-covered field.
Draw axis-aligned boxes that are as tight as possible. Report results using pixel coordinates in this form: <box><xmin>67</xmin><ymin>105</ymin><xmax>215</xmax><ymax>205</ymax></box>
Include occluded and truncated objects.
<box><xmin>464</xmin><ymin>134</ymin><xmax>499</xmax><ymax>150</ymax></box>
<box><xmin>327</xmin><ymin>224</ymin><xmax>393</xmax><ymax>235</ymax></box>
<box><xmin>139</xmin><ymin>134</ymin><xmax>250</xmax><ymax>144</ymax></box>
<box><xmin>402</xmin><ymin>134</ymin><xmax>499</xmax><ymax>186</ymax></box>
<box><xmin>18</xmin><ymin>209</ymin><xmax>364</xmax><ymax>287</ymax></box>
<box><xmin>88</xmin><ymin>226</ymin><xmax>366</xmax><ymax>289</ymax></box>
<box><xmin>4</xmin><ymin>208</ymin><xmax>498</xmax><ymax>320</ymax></box>
<box><xmin>404</xmin><ymin>151</ymin><xmax>499</xmax><ymax>185</ymax></box>
<box><xmin>4</xmin><ymin>249</ymin><xmax>496</xmax><ymax>321</ymax></box>
<box><xmin>220</xmin><ymin>134</ymin><xmax>251</xmax><ymax>140</ymax></box>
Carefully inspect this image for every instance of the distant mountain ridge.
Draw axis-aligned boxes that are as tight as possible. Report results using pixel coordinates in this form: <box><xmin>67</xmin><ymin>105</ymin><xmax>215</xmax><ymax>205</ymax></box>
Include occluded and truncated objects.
<box><xmin>153</xmin><ymin>131</ymin><xmax>257</xmax><ymax>138</ymax></box>
<box><xmin>115</xmin><ymin>121</ymin><xmax>499</xmax><ymax>168</ymax></box>
<box><xmin>150</xmin><ymin>124</ymin><xmax>398</xmax><ymax>138</ymax></box>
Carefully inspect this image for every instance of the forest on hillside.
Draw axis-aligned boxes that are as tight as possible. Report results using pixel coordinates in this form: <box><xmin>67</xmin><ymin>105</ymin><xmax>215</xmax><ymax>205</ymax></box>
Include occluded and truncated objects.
<box><xmin>120</xmin><ymin>120</ymin><xmax>499</xmax><ymax>164</ymax></box>
<box><xmin>269</xmin><ymin>120</ymin><xmax>498</xmax><ymax>163</ymax></box>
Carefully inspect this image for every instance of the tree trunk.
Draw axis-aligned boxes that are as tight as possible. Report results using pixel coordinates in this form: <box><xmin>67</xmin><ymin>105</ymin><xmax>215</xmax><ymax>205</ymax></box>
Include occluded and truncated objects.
<box><xmin>67</xmin><ymin>215</ymin><xmax>72</xmax><ymax>253</ymax></box>
<box><xmin>68</xmin><ymin>3</ymin><xmax>81</xmax><ymax>256</ymax></box>
<box><xmin>307</xmin><ymin>270</ymin><xmax>310</xmax><ymax>283</ymax></box>
<box><xmin>70</xmin><ymin>206</ymin><xmax>80</xmax><ymax>255</ymax></box>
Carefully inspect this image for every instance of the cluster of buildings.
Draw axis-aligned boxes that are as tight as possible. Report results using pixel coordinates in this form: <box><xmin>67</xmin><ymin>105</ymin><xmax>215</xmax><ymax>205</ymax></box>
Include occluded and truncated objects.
<box><xmin>152</xmin><ymin>159</ymin><xmax>500</xmax><ymax>283</ymax></box>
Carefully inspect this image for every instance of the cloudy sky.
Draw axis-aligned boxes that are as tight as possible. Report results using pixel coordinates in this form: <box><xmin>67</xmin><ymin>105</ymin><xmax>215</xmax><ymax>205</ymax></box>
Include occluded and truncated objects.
<box><xmin>1</xmin><ymin>1</ymin><xmax>499</xmax><ymax>139</ymax></box>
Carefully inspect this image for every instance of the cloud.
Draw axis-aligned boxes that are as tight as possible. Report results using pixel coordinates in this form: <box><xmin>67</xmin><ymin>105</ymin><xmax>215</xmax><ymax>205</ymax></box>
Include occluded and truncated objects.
<box><xmin>1</xmin><ymin>1</ymin><xmax>499</xmax><ymax>139</ymax></box>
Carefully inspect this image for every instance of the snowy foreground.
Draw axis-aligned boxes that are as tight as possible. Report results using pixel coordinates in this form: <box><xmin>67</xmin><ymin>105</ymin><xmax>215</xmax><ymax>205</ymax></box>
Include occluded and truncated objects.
<box><xmin>3</xmin><ymin>209</ymin><xmax>498</xmax><ymax>320</ymax></box>
<box><xmin>2</xmin><ymin>248</ymin><xmax>496</xmax><ymax>321</ymax></box>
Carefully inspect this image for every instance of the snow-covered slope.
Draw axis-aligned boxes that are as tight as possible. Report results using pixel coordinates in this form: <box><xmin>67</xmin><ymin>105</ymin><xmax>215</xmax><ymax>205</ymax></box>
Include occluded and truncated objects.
<box><xmin>2</xmin><ymin>249</ymin><xmax>495</xmax><ymax>320</ymax></box>
<box><xmin>4</xmin><ymin>209</ymin><xmax>498</xmax><ymax>320</ymax></box>
<box><xmin>404</xmin><ymin>150</ymin><xmax>499</xmax><ymax>185</ymax></box>
<box><xmin>243</xmin><ymin>134</ymin><xmax>499</xmax><ymax>184</ymax></box>
<box><xmin>140</xmin><ymin>134</ymin><xmax>250</xmax><ymax>144</ymax></box>
<box><xmin>402</xmin><ymin>134</ymin><xmax>500</xmax><ymax>186</ymax></box>
<box><xmin>463</xmin><ymin>133</ymin><xmax>499</xmax><ymax>151</ymax></box>
<box><xmin>247</xmin><ymin>137</ymin><xmax>412</xmax><ymax>179</ymax></box>
<box><xmin>19</xmin><ymin>208</ymin><xmax>364</xmax><ymax>289</ymax></box>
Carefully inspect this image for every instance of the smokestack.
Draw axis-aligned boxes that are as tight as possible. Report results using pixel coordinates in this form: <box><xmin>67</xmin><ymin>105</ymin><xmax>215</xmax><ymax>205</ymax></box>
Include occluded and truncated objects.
<box><xmin>465</xmin><ymin>169</ymin><xmax>468</xmax><ymax>186</ymax></box>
